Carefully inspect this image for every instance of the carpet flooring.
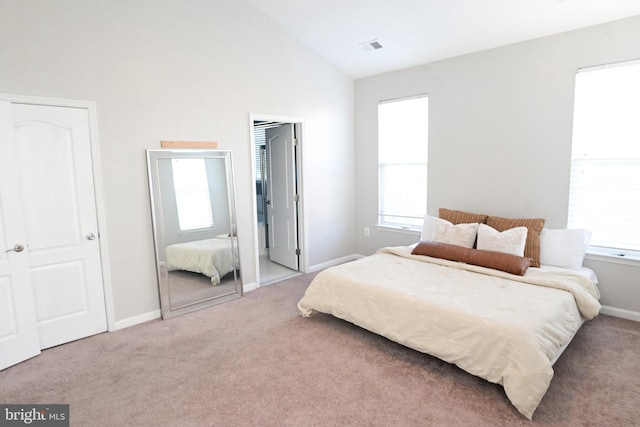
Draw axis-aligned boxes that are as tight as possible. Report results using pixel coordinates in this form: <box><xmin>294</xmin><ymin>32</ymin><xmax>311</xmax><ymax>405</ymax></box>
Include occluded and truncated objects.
<box><xmin>1</xmin><ymin>272</ymin><xmax>639</xmax><ymax>426</ymax></box>
<box><xmin>167</xmin><ymin>269</ymin><xmax>237</xmax><ymax>308</ymax></box>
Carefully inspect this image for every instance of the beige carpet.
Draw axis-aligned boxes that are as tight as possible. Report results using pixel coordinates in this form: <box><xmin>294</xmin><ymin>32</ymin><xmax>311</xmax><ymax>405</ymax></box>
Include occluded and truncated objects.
<box><xmin>1</xmin><ymin>272</ymin><xmax>639</xmax><ymax>426</ymax></box>
<box><xmin>167</xmin><ymin>269</ymin><xmax>237</xmax><ymax>308</ymax></box>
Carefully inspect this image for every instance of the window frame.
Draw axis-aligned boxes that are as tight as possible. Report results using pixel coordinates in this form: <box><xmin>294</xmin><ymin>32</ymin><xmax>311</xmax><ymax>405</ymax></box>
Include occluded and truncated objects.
<box><xmin>568</xmin><ymin>59</ymin><xmax>640</xmax><ymax>262</ymax></box>
<box><xmin>376</xmin><ymin>94</ymin><xmax>429</xmax><ymax>232</ymax></box>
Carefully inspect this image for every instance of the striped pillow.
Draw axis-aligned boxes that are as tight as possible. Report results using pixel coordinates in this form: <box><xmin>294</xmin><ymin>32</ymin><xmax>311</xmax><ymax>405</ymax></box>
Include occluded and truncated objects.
<box><xmin>439</xmin><ymin>208</ymin><xmax>488</xmax><ymax>225</ymax></box>
<box><xmin>485</xmin><ymin>216</ymin><xmax>546</xmax><ymax>267</ymax></box>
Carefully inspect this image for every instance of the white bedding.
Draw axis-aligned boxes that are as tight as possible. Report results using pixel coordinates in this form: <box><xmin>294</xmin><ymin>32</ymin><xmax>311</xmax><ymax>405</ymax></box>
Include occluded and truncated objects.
<box><xmin>297</xmin><ymin>245</ymin><xmax>601</xmax><ymax>419</ymax></box>
<box><xmin>165</xmin><ymin>236</ymin><xmax>239</xmax><ymax>286</ymax></box>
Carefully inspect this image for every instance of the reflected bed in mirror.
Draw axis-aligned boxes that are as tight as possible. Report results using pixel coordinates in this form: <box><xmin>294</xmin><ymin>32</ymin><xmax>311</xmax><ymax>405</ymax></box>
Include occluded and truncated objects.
<box><xmin>146</xmin><ymin>149</ymin><xmax>242</xmax><ymax>319</ymax></box>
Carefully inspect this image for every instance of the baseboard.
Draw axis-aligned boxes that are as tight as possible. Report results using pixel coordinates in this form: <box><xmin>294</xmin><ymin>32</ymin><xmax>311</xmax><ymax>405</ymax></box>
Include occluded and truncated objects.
<box><xmin>108</xmin><ymin>291</ymin><xmax>638</xmax><ymax>333</ymax></box>
<box><xmin>112</xmin><ymin>285</ymin><xmax>261</xmax><ymax>330</ymax></box>
<box><xmin>243</xmin><ymin>281</ymin><xmax>259</xmax><ymax>293</ymax></box>
<box><xmin>308</xmin><ymin>254</ymin><xmax>363</xmax><ymax>273</ymax></box>
<box><xmin>600</xmin><ymin>305</ymin><xmax>640</xmax><ymax>322</ymax></box>
<box><xmin>113</xmin><ymin>309</ymin><xmax>161</xmax><ymax>331</ymax></box>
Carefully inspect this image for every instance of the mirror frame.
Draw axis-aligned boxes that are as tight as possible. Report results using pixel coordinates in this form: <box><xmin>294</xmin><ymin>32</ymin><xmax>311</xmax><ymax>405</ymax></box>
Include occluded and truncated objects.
<box><xmin>146</xmin><ymin>148</ymin><xmax>242</xmax><ymax>319</ymax></box>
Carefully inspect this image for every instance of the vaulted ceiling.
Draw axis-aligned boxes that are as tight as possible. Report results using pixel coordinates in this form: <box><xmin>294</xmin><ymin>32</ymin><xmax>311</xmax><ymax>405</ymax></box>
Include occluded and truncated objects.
<box><xmin>249</xmin><ymin>0</ymin><xmax>640</xmax><ymax>79</ymax></box>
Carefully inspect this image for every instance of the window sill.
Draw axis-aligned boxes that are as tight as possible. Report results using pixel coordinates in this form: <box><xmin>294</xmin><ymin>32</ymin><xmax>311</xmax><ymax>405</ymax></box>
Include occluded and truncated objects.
<box><xmin>375</xmin><ymin>224</ymin><xmax>421</xmax><ymax>236</ymax></box>
<box><xmin>585</xmin><ymin>249</ymin><xmax>640</xmax><ymax>267</ymax></box>
<box><xmin>177</xmin><ymin>228</ymin><xmax>214</xmax><ymax>237</ymax></box>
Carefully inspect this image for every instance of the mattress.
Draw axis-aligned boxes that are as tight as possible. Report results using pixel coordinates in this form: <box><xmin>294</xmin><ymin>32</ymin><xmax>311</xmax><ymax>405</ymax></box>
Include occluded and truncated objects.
<box><xmin>297</xmin><ymin>245</ymin><xmax>601</xmax><ymax>419</ymax></box>
<box><xmin>165</xmin><ymin>236</ymin><xmax>238</xmax><ymax>285</ymax></box>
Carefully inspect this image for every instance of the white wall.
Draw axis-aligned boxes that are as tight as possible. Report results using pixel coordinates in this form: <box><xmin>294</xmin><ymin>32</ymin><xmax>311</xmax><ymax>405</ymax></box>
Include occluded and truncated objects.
<box><xmin>354</xmin><ymin>15</ymin><xmax>640</xmax><ymax>316</ymax></box>
<box><xmin>0</xmin><ymin>0</ymin><xmax>355</xmax><ymax>323</ymax></box>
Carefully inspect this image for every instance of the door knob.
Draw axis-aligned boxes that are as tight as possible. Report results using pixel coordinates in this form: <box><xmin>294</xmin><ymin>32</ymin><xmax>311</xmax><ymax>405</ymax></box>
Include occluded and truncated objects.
<box><xmin>86</xmin><ymin>233</ymin><xmax>97</xmax><ymax>240</ymax></box>
<box><xmin>5</xmin><ymin>243</ymin><xmax>25</xmax><ymax>253</ymax></box>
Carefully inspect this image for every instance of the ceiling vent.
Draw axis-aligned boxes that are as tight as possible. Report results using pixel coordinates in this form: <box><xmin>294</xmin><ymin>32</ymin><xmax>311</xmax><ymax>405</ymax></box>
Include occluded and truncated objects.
<box><xmin>359</xmin><ymin>39</ymin><xmax>383</xmax><ymax>52</ymax></box>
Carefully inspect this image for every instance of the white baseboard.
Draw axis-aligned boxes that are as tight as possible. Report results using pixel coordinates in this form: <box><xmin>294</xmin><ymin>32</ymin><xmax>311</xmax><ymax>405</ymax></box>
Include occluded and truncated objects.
<box><xmin>307</xmin><ymin>254</ymin><xmax>363</xmax><ymax>273</ymax></box>
<box><xmin>600</xmin><ymin>305</ymin><xmax>640</xmax><ymax>322</ymax></box>
<box><xmin>112</xmin><ymin>309</ymin><xmax>161</xmax><ymax>331</ymax></box>
<box><xmin>110</xmin><ymin>259</ymin><xmax>353</xmax><ymax>331</ymax></box>
<box><xmin>243</xmin><ymin>281</ymin><xmax>259</xmax><ymax>293</ymax></box>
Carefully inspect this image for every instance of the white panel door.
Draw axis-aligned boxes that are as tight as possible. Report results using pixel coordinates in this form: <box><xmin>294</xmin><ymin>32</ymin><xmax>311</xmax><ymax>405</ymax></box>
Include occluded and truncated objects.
<box><xmin>266</xmin><ymin>124</ymin><xmax>299</xmax><ymax>270</ymax></box>
<box><xmin>11</xmin><ymin>103</ymin><xmax>107</xmax><ymax>350</ymax></box>
<box><xmin>0</xmin><ymin>102</ymin><xmax>40</xmax><ymax>370</ymax></box>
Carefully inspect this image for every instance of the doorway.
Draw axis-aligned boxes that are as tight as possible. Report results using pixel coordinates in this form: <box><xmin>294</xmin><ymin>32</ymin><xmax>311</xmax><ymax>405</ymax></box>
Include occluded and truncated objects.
<box><xmin>251</xmin><ymin>116</ymin><xmax>304</xmax><ymax>286</ymax></box>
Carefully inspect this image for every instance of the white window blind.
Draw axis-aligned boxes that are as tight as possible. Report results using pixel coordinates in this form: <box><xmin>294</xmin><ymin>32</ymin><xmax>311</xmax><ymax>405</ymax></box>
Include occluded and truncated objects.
<box><xmin>378</xmin><ymin>95</ymin><xmax>429</xmax><ymax>230</ymax></box>
<box><xmin>254</xmin><ymin>127</ymin><xmax>266</xmax><ymax>181</ymax></box>
<box><xmin>172</xmin><ymin>158</ymin><xmax>214</xmax><ymax>231</ymax></box>
<box><xmin>254</xmin><ymin>121</ymin><xmax>281</xmax><ymax>181</ymax></box>
<box><xmin>568</xmin><ymin>60</ymin><xmax>640</xmax><ymax>253</ymax></box>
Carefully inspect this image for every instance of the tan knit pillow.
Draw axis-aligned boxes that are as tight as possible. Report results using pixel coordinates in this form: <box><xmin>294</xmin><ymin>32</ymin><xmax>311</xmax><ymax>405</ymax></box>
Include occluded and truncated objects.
<box><xmin>485</xmin><ymin>216</ymin><xmax>546</xmax><ymax>267</ymax></box>
<box><xmin>439</xmin><ymin>208</ymin><xmax>488</xmax><ymax>225</ymax></box>
<box><xmin>432</xmin><ymin>222</ymin><xmax>480</xmax><ymax>248</ymax></box>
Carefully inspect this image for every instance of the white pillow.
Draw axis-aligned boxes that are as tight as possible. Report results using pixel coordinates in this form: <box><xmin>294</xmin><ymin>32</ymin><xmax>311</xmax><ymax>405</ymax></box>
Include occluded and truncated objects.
<box><xmin>432</xmin><ymin>222</ymin><xmax>479</xmax><ymax>248</ymax></box>
<box><xmin>420</xmin><ymin>215</ymin><xmax>452</xmax><ymax>241</ymax></box>
<box><xmin>540</xmin><ymin>228</ymin><xmax>591</xmax><ymax>270</ymax></box>
<box><xmin>476</xmin><ymin>224</ymin><xmax>528</xmax><ymax>256</ymax></box>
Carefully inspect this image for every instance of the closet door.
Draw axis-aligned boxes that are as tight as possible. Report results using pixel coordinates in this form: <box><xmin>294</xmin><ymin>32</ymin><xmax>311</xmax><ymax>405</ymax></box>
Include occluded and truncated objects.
<box><xmin>0</xmin><ymin>100</ymin><xmax>108</xmax><ymax>370</ymax></box>
<box><xmin>0</xmin><ymin>101</ymin><xmax>40</xmax><ymax>370</ymax></box>
<box><xmin>11</xmin><ymin>103</ymin><xmax>108</xmax><ymax>350</ymax></box>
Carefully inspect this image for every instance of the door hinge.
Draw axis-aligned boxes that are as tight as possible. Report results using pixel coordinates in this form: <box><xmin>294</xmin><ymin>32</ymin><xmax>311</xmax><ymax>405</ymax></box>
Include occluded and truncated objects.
<box><xmin>295</xmin><ymin>248</ymin><xmax>301</xmax><ymax>256</ymax></box>
<box><xmin>294</xmin><ymin>194</ymin><xmax>299</xmax><ymax>202</ymax></box>
<box><xmin>293</xmin><ymin>138</ymin><xmax>298</xmax><ymax>146</ymax></box>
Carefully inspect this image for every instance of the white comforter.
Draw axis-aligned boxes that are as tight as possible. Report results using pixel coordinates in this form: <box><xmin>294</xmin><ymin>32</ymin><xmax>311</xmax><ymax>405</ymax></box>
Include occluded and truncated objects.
<box><xmin>297</xmin><ymin>245</ymin><xmax>601</xmax><ymax>419</ymax></box>
<box><xmin>165</xmin><ymin>236</ymin><xmax>238</xmax><ymax>286</ymax></box>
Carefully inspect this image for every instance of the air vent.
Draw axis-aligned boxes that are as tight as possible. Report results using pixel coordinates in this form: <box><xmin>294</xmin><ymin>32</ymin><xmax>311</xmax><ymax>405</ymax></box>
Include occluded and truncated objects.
<box><xmin>358</xmin><ymin>39</ymin><xmax>383</xmax><ymax>52</ymax></box>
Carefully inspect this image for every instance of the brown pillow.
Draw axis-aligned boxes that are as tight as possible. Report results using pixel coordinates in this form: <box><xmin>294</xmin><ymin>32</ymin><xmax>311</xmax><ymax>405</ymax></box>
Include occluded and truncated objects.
<box><xmin>411</xmin><ymin>240</ymin><xmax>471</xmax><ymax>262</ymax></box>
<box><xmin>467</xmin><ymin>248</ymin><xmax>532</xmax><ymax>276</ymax></box>
<box><xmin>485</xmin><ymin>216</ymin><xmax>546</xmax><ymax>267</ymax></box>
<box><xmin>412</xmin><ymin>241</ymin><xmax>532</xmax><ymax>276</ymax></box>
<box><xmin>439</xmin><ymin>208</ymin><xmax>488</xmax><ymax>225</ymax></box>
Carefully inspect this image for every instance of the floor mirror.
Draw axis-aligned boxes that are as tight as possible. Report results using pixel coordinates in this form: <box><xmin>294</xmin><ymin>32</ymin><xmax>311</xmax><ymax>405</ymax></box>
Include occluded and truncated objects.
<box><xmin>146</xmin><ymin>149</ymin><xmax>242</xmax><ymax>319</ymax></box>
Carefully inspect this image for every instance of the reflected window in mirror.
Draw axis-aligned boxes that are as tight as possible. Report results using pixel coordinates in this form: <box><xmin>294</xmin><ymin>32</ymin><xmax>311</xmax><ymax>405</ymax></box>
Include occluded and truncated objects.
<box><xmin>172</xmin><ymin>158</ymin><xmax>214</xmax><ymax>232</ymax></box>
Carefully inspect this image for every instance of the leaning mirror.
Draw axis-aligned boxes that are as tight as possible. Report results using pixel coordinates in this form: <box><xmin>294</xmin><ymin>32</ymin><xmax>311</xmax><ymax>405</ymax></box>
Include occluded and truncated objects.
<box><xmin>146</xmin><ymin>149</ymin><xmax>242</xmax><ymax>319</ymax></box>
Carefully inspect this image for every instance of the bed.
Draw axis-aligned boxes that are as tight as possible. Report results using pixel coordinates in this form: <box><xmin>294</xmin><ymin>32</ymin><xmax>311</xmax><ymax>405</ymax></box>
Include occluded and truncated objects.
<box><xmin>297</xmin><ymin>211</ymin><xmax>601</xmax><ymax>419</ymax></box>
<box><xmin>165</xmin><ymin>235</ymin><xmax>239</xmax><ymax>286</ymax></box>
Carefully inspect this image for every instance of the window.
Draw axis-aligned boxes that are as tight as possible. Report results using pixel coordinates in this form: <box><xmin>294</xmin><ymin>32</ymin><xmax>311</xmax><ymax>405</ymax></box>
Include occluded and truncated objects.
<box><xmin>568</xmin><ymin>60</ymin><xmax>640</xmax><ymax>255</ymax></box>
<box><xmin>172</xmin><ymin>158</ymin><xmax>214</xmax><ymax>232</ymax></box>
<box><xmin>254</xmin><ymin>126</ymin><xmax>266</xmax><ymax>182</ymax></box>
<box><xmin>378</xmin><ymin>95</ymin><xmax>429</xmax><ymax>230</ymax></box>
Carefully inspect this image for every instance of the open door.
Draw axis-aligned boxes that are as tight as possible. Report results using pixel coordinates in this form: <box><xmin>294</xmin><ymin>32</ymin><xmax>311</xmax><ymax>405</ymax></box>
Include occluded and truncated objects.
<box><xmin>265</xmin><ymin>124</ymin><xmax>299</xmax><ymax>270</ymax></box>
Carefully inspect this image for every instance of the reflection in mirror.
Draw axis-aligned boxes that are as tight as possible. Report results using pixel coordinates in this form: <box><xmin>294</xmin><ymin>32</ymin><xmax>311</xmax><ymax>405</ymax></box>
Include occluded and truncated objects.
<box><xmin>147</xmin><ymin>149</ymin><xmax>242</xmax><ymax>319</ymax></box>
